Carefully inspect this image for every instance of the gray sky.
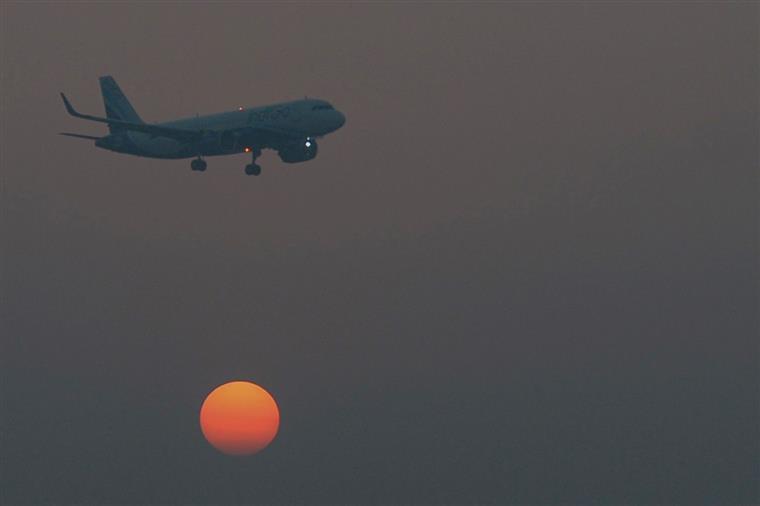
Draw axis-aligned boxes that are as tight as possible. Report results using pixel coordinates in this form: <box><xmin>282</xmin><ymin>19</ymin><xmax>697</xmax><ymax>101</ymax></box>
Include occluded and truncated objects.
<box><xmin>1</xmin><ymin>2</ymin><xmax>758</xmax><ymax>504</ymax></box>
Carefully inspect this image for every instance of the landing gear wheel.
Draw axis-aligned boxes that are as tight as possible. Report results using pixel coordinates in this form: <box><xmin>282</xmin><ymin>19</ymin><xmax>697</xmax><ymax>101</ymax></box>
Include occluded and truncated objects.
<box><xmin>245</xmin><ymin>164</ymin><xmax>261</xmax><ymax>176</ymax></box>
<box><xmin>191</xmin><ymin>158</ymin><xmax>207</xmax><ymax>172</ymax></box>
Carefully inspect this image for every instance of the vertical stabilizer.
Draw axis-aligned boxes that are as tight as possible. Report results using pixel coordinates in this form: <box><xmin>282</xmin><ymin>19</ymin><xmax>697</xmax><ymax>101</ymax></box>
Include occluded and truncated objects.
<box><xmin>99</xmin><ymin>76</ymin><xmax>143</xmax><ymax>133</ymax></box>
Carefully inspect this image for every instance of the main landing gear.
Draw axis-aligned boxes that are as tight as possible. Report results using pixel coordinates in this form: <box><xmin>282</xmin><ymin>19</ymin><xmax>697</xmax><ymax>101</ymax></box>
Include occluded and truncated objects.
<box><xmin>190</xmin><ymin>157</ymin><xmax>207</xmax><ymax>172</ymax></box>
<box><xmin>244</xmin><ymin>148</ymin><xmax>262</xmax><ymax>176</ymax></box>
<box><xmin>189</xmin><ymin>148</ymin><xmax>262</xmax><ymax>176</ymax></box>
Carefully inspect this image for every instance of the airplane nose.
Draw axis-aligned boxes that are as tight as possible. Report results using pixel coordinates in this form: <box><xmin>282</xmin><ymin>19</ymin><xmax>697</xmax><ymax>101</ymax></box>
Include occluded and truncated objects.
<box><xmin>336</xmin><ymin>110</ymin><xmax>346</xmax><ymax>128</ymax></box>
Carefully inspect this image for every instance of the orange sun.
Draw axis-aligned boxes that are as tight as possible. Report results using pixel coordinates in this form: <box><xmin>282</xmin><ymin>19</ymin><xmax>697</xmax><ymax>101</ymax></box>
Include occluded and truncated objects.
<box><xmin>200</xmin><ymin>381</ymin><xmax>280</xmax><ymax>456</ymax></box>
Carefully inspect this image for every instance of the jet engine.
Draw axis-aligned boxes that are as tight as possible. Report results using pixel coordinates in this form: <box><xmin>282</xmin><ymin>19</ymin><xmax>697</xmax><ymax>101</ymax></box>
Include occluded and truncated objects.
<box><xmin>278</xmin><ymin>139</ymin><xmax>318</xmax><ymax>163</ymax></box>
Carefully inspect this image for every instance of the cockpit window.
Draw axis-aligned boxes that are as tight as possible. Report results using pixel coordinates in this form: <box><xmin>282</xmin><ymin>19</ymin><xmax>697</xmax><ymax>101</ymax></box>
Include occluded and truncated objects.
<box><xmin>312</xmin><ymin>104</ymin><xmax>333</xmax><ymax>111</ymax></box>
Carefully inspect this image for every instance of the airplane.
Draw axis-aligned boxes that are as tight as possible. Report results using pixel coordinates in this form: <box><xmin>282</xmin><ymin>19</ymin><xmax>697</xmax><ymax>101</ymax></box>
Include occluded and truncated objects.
<box><xmin>60</xmin><ymin>76</ymin><xmax>346</xmax><ymax>176</ymax></box>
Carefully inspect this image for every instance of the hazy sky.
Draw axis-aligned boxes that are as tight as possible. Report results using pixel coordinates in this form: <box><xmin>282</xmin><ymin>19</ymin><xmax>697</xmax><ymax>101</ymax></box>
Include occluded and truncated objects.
<box><xmin>1</xmin><ymin>2</ymin><xmax>757</xmax><ymax>504</ymax></box>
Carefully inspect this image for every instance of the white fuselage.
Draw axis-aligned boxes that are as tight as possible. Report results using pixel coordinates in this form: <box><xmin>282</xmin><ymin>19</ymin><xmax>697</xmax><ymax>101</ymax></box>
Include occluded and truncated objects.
<box><xmin>97</xmin><ymin>98</ymin><xmax>345</xmax><ymax>159</ymax></box>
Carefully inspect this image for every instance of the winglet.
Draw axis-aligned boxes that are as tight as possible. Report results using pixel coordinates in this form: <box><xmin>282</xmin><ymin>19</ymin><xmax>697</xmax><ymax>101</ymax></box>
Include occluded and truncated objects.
<box><xmin>60</xmin><ymin>92</ymin><xmax>81</xmax><ymax>117</ymax></box>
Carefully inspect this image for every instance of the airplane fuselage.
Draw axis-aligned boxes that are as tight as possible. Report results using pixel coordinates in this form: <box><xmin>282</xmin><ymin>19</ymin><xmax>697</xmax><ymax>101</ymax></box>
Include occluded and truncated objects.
<box><xmin>95</xmin><ymin>98</ymin><xmax>345</xmax><ymax>160</ymax></box>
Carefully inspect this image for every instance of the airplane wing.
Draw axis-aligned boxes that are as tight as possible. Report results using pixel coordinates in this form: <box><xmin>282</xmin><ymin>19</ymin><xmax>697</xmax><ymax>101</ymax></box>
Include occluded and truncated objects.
<box><xmin>60</xmin><ymin>93</ymin><xmax>201</xmax><ymax>141</ymax></box>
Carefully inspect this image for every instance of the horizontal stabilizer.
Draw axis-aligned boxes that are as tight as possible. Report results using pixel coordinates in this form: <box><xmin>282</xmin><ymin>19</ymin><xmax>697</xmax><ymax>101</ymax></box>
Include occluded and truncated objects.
<box><xmin>59</xmin><ymin>132</ymin><xmax>101</xmax><ymax>140</ymax></box>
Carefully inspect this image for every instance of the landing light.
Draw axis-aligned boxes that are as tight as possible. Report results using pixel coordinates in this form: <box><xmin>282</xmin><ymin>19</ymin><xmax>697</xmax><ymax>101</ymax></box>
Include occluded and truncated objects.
<box><xmin>238</xmin><ymin>106</ymin><xmax>244</xmax><ymax>111</ymax></box>
<box><xmin>244</xmin><ymin>147</ymin><xmax>251</xmax><ymax>153</ymax></box>
<box><xmin>305</xmin><ymin>141</ymin><xmax>312</xmax><ymax>148</ymax></box>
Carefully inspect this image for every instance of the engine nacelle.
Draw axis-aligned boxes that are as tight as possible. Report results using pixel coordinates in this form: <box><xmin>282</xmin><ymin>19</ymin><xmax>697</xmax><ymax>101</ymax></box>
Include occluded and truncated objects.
<box><xmin>278</xmin><ymin>139</ymin><xmax>318</xmax><ymax>163</ymax></box>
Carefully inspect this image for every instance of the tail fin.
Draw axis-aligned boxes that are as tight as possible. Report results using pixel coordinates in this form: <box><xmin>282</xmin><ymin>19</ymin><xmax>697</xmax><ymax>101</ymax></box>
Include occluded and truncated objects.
<box><xmin>99</xmin><ymin>76</ymin><xmax>143</xmax><ymax>133</ymax></box>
